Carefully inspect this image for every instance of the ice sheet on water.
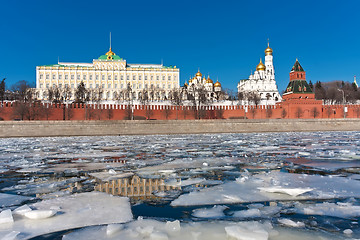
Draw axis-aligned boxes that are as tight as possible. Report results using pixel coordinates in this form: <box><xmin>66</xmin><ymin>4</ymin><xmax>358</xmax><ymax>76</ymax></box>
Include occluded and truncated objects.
<box><xmin>294</xmin><ymin>202</ymin><xmax>360</xmax><ymax>218</ymax></box>
<box><xmin>0</xmin><ymin>193</ymin><xmax>32</xmax><ymax>208</ymax></box>
<box><xmin>171</xmin><ymin>171</ymin><xmax>360</xmax><ymax>206</ymax></box>
<box><xmin>0</xmin><ymin>192</ymin><xmax>132</xmax><ymax>239</ymax></box>
<box><xmin>165</xmin><ymin>178</ymin><xmax>206</xmax><ymax>187</ymax></box>
<box><xmin>61</xmin><ymin>218</ymin><xmax>348</xmax><ymax>240</ymax></box>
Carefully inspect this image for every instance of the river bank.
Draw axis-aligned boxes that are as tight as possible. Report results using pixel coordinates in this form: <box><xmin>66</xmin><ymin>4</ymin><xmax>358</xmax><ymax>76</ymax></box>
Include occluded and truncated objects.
<box><xmin>1</xmin><ymin>119</ymin><xmax>360</xmax><ymax>138</ymax></box>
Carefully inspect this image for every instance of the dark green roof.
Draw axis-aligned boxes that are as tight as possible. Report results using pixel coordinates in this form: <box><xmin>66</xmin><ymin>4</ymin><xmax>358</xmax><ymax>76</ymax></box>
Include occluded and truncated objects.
<box><xmin>291</xmin><ymin>59</ymin><xmax>304</xmax><ymax>72</ymax></box>
<box><xmin>285</xmin><ymin>80</ymin><xmax>313</xmax><ymax>94</ymax></box>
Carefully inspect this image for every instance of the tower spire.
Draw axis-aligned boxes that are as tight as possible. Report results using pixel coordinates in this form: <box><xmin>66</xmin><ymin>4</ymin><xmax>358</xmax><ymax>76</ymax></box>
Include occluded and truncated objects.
<box><xmin>110</xmin><ymin>32</ymin><xmax>112</xmax><ymax>50</ymax></box>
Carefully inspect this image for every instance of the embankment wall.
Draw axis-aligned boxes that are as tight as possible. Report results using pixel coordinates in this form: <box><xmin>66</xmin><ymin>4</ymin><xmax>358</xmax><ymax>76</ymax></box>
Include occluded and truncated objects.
<box><xmin>1</xmin><ymin>119</ymin><xmax>360</xmax><ymax>138</ymax></box>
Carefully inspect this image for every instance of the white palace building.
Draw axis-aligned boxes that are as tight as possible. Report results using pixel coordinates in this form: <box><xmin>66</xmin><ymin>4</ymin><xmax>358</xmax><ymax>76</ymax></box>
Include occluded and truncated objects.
<box><xmin>237</xmin><ymin>43</ymin><xmax>282</xmax><ymax>104</ymax></box>
<box><xmin>36</xmin><ymin>47</ymin><xmax>180</xmax><ymax>101</ymax></box>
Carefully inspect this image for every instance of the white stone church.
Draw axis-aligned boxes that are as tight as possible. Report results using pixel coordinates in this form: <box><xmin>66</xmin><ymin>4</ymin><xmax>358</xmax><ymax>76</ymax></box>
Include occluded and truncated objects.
<box><xmin>237</xmin><ymin>43</ymin><xmax>282</xmax><ymax>105</ymax></box>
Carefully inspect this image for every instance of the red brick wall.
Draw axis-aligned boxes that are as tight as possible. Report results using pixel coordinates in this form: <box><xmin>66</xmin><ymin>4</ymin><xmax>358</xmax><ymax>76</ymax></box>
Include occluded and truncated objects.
<box><xmin>1</xmin><ymin>102</ymin><xmax>360</xmax><ymax>121</ymax></box>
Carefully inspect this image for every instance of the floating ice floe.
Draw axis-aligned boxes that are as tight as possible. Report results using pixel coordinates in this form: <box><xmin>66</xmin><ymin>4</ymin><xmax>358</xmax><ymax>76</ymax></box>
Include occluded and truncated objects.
<box><xmin>0</xmin><ymin>209</ymin><xmax>13</xmax><ymax>224</ymax></box>
<box><xmin>294</xmin><ymin>202</ymin><xmax>360</xmax><ymax>219</ymax></box>
<box><xmin>61</xmin><ymin>218</ymin><xmax>349</xmax><ymax>240</ymax></box>
<box><xmin>278</xmin><ymin>218</ymin><xmax>305</xmax><ymax>228</ymax></box>
<box><xmin>0</xmin><ymin>192</ymin><xmax>132</xmax><ymax>239</ymax></box>
<box><xmin>171</xmin><ymin>171</ymin><xmax>360</xmax><ymax>206</ymax></box>
<box><xmin>192</xmin><ymin>205</ymin><xmax>227</xmax><ymax>218</ymax></box>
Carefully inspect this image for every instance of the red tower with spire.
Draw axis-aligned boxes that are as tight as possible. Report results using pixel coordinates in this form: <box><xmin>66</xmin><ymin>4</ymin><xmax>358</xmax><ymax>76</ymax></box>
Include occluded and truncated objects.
<box><xmin>279</xmin><ymin>59</ymin><xmax>322</xmax><ymax>118</ymax></box>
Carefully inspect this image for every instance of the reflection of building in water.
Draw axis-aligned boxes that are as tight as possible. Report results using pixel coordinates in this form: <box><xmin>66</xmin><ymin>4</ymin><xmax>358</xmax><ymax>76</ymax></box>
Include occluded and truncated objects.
<box><xmin>95</xmin><ymin>175</ymin><xmax>180</xmax><ymax>199</ymax></box>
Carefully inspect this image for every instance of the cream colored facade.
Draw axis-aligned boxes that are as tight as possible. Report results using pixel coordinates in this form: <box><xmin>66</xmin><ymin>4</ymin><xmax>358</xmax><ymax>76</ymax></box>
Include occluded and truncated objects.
<box><xmin>36</xmin><ymin>48</ymin><xmax>180</xmax><ymax>101</ymax></box>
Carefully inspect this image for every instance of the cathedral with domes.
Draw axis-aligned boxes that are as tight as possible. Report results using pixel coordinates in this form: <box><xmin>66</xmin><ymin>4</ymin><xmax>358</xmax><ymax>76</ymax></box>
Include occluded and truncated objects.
<box><xmin>182</xmin><ymin>70</ymin><xmax>223</xmax><ymax>101</ymax></box>
<box><xmin>237</xmin><ymin>43</ymin><xmax>282</xmax><ymax>104</ymax></box>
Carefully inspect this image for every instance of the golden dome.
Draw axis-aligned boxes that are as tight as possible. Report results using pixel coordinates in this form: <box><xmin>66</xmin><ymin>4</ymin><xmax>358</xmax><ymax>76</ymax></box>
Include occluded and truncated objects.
<box><xmin>256</xmin><ymin>58</ymin><xmax>266</xmax><ymax>71</ymax></box>
<box><xmin>184</xmin><ymin>82</ymin><xmax>188</xmax><ymax>86</ymax></box>
<box><xmin>105</xmin><ymin>47</ymin><xmax>115</xmax><ymax>60</ymax></box>
<box><xmin>214</xmin><ymin>81</ymin><xmax>221</xmax><ymax>87</ymax></box>
<box><xmin>265</xmin><ymin>43</ymin><xmax>273</xmax><ymax>56</ymax></box>
<box><xmin>195</xmin><ymin>70</ymin><xmax>202</xmax><ymax>77</ymax></box>
<box><xmin>206</xmin><ymin>76</ymin><xmax>213</xmax><ymax>84</ymax></box>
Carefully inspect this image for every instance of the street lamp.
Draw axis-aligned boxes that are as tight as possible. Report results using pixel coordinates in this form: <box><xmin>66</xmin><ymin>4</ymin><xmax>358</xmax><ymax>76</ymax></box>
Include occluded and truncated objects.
<box><xmin>337</xmin><ymin>89</ymin><xmax>346</xmax><ymax>118</ymax></box>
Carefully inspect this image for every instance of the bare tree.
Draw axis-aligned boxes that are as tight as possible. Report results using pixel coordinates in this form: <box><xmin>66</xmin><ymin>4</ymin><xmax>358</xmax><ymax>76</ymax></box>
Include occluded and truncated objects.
<box><xmin>106</xmin><ymin>107</ymin><xmax>114</xmax><ymax>120</ymax></box>
<box><xmin>42</xmin><ymin>103</ymin><xmax>53</xmax><ymax>120</ymax></box>
<box><xmin>266</xmin><ymin>107</ymin><xmax>273</xmax><ymax>118</ymax></box>
<box><xmin>189</xmin><ymin>85</ymin><xmax>209</xmax><ymax>119</ymax></box>
<box><xmin>295</xmin><ymin>107</ymin><xmax>303</xmax><ymax>118</ymax></box>
<box><xmin>250</xmin><ymin>107</ymin><xmax>257</xmax><ymax>119</ymax></box>
<box><xmin>311</xmin><ymin>107</ymin><xmax>320</xmax><ymax>118</ymax></box>
<box><xmin>182</xmin><ymin>106</ymin><xmax>189</xmax><ymax>119</ymax></box>
<box><xmin>281</xmin><ymin>108</ymin><xmax>287</xmax><ymax>119</ymax></box>
<box><xmin>0</xmin><ymin>78</ymin><xmax>5</xmax><ymax>103</ymax></box>
<box><xmin>215</xmin><ymin>108</ymin><xmax>224</xmax><ymax>119</ymax></box>
<box><xmin>163</xmin><ymin>105</ymin><xmax>171</xmax><ymax>119</ymax></box>
<box><xmin>326</xmin><ymin>107</ymin><xmax>332</xmax><ymax>118</ymax></box>
<box><xmin>170</xmin><ymin>88</ymin><xmax>183</xmax><ymax>120</ymax></box>
<box><xmin>354</xmin><ymin>108</ymin><xmax>360</xmax><ymax>118</ymax></box>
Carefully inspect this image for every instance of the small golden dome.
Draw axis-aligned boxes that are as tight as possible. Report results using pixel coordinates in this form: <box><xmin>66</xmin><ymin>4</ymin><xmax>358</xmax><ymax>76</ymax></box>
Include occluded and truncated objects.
<box><xmin>206</xmin><ymin>77</ymin><xmax>213</xmax><ymax>84</ymax></box>
<box><xmin>265</xmin><ymin>43</ymin><xmax>273</xmax><ymax>56</ymax></box>
<box><xmin>184</xmin><ymin>82</ymin><xmax>188</xmax><ymax>86</ymax></box>
<box><xmin>196</xmin><ymin>71</ymin><xmax>202</xmax><ymax>77</ymax></box>
<box><xmin>214</xmin><ymin>81</ymin><xmax>221</xmax><ymax>87</ymax></box>
<box><xmin>105</xmin><ymin>47</ymin><xmax>115</xmax><ymax>60</ymax></box>
<box><xmin>256</xmin><ymin>58</ymin><xmax>266</xmax><ymax>71</ymax></box>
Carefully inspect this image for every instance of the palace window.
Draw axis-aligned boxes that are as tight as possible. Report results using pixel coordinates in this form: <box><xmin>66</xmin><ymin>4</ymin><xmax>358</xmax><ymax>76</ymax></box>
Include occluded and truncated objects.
<box><xmin>115</xmin><ymin>84</ymin><xmax>117</xmax><ymax>88</ymax></box>
<box><xmin>40</xmin><ymin>74</ymin><xmax>43</xmax><ymax>79</ymax></box>
<box><xmin>83</xmin><ymin>75</ymin><xmax>86</xmax><ymax>80</ymax></box>
<box><xmin>162</xmin><ymin>84</ymin><xmax>165</xmax><ymax>89</ymax></box>
<box><xmin>46</xmin><ymin>74</ymin><xmax>49</xmax><ymax>80</ymax></box>
<box><xmin>168</xmin><ymin>84</ymin><xmax>171</xmax><ymax>89</ymax></box>
<box><xmin>90</xmin><ymin>84</ymin><xmax>92</xmax><ymax>88</ymax></box>
<box><xmin>108</xmin><ymin>84</ymin><xmax>111</xmax><ymax>88</ymax></box>
<box><xmin>145</xmin><ymin>76</ymin><xmax>147</xmax><ymax>80</ymax></box>
<box><xmin>139</xmin><ymin>75</ymin><xmax>141</xmax><ymax>80</ymax></box>
<box><xmin>127</xmin><ymin>75</ymin><xmax>129</xmax><ymax>80</ymax></box>
<box><xmin>40</xmin><ymin>83</ymin><xmax>43</xmax><ymax>88</ymax></box>
<box><xmin>115</xmin><ymin>75</ymin><xmax>118</xmax><ymax>80</ymax></box>
<box><xmin>102</xmin><ymin>75</ymin><xmax>105</xmax><ymax>80</ymax></box>
<box><xmin>133</xmin><ymin>75</ymin><xmax>136</xmax><ymax>80</ymax></box>
<box><xmin>77</xmin><ymin>75</ymin><xmax>80</xmax><ymax>80</ymax></box>
<box><xmin>162</xmin><ymin>76</ymin><xmax>165</xmax><ymax>80</ymax></box>
<box><xmin>59</xmin><ymin>84</ymin><xmax>62</xmax><ymax>88</ymax></box>
<box><xmin>151</xmin><ymin>76</ymin><xmax>153</xmax><ymax>80</ymax></box>
<box><xmin>156</xmin><ymin>76</ymin><xmax>159</xmax><ymax>80</ymax></box>
<box><xmin>151</xmin><ymin>84</ymin><xmax>154</xmax><ymax>88</ymax></box>
<box><xmin>71</xmin><ymin>75</ymin><xmax>74</xmax><ymax>80</ymax></box>
<box><xmin>90</xmin><ymin>75</ymin><xmax>92</xmax><ymax>80</ymax></box>
<box><xmin>145</xmin><ymin>84</ymin><xmax>148</xmax><ymax>89</ymax></box>
<box><xmin>52</xmin><ymin>74</ymin><xmax>56</xmax><ymax>80</ymax></box>
<box><xmin>139</xmin><ymin>84</ymin><xmax>142</xmax><ymax>89</ymax></box>
<box><xmin>65</xmin><ymin>84</ymin><xmax>68</xmax><ymax>88</ymax></box>
<box><xmin>71</xmin><ymin>84</ymin><xmax>74</xmax><ymax>89</ymax></box>
<box><xmin>108</xmin><ymin>75</ymin><xmax>111</xmax><ymax>80</ymax></box>
<box><xmin>102</xmin><ymin>84</ymin><xmax>105</xmax><ymax>89</ymax></box>
<box><xmin>121</xmin><ymin>84</ymin><xmax>124</xmax><ymax>88</ymax></box>
<box><xmin>121</xmin><ymin>75</ymin><xmax>124</xmax><ymax>80</ymax></box>
<box><xmin>157</xmin><ymin>84</ymin><xmax>159</xmax><ymax>88</ymax></box>
<box><xmin>46</xmin><ymin>83</ymin><xmax>49</xmax><ymax>88</ymax></box>
<box><xmin>168</xmin><ymin>76</ymin><xmax>171</xmax><ymax>80</ymax></box>
<box><xmin>96</xmin><ymin>84</ymin><xmax>99</xmax><ymax>88</ymax></box>
<box><xmin>174</xmin><ymin>76</ymin><xmax>177</xmax><ymax>80</ymax></box>
<box><xmin>59</xmin><ymin>75</ymin><xmax>62</xmax><ymax>80</ymax></box>
<box><xmin>96</xmin><ymin>75</ymin><xmax>99</xmax><ymax>80</ymax></box>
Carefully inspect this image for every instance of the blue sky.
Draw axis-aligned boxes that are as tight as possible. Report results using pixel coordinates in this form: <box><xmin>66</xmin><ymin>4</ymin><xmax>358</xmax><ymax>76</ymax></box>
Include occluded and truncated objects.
<box><xmin>1</xmin><ymin>0</ymin><xmax>359</xmax><ymax>92</ymax></box>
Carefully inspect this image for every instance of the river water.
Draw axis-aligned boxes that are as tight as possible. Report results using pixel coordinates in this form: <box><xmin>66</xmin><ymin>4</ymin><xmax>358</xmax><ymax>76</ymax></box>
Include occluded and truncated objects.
<box><xmin>0</xmin><ymin>132</ymin><xmax>360</xmax><ymax>239</ymax></box>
